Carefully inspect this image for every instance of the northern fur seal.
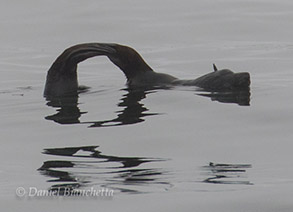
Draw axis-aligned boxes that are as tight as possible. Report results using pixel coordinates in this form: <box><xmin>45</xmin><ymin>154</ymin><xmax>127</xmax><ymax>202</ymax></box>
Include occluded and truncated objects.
<box><xmin>44</xmin><ymin>43</ymin><xmax>250</xmax><ymax>97</ymax></box>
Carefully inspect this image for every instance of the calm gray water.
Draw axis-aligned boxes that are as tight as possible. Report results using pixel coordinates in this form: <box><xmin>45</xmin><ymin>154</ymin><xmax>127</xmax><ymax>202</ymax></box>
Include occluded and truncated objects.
<box><xmin>1</xmin><ymin>0</ymin><xmax>293</xmax><ymax>211</ymax></box>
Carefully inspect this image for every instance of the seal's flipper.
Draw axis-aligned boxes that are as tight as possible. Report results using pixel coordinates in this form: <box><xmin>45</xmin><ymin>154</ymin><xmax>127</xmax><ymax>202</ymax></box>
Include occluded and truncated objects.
<box><xmin>44</xmin><ymin>43</ymin><xmax>117</xmax><ymax>97</ymax></box>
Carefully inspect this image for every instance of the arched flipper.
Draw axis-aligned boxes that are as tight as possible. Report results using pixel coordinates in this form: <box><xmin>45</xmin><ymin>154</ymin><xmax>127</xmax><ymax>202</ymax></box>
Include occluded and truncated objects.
<box><xmin>44</xmin><ymin>43</ymin><xmax>116</xmax><ymax>97</ymax></box>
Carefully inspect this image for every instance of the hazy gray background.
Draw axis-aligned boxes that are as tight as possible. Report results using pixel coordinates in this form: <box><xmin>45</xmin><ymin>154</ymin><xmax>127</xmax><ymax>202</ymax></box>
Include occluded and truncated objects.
<box><xmin>1</xmin><ymin>0</ymin><xmax>293</xmax><ymax>211</ymax></box>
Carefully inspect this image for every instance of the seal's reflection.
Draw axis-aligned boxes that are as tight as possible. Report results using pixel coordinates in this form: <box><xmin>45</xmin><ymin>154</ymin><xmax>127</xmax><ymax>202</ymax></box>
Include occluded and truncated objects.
<box><xmin>45</xmin><ymin>88</ymin><xmax>250</xmax><ymax>127</ymax></box>
<box><xmin>45</xmin><ymin>88</ymin><xmax>160</xmax><ymax>127</ymax></box>
<box><xmin>202</xmin><ymin>162</ymin><xmax>253</xmax><ymax>185</ymax></box>
<box><xmin>197</xmin><ymin>89</ymin><xmax>251</xmax><ymax>106</ymax></box>
<box><xmin>38</xmin><ymin>146</ymin><xmax>170</xmax><ymax>194</ymax></box>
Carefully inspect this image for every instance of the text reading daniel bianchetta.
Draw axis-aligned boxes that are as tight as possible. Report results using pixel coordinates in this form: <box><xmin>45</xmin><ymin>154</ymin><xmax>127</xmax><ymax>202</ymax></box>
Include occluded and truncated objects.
<box><xmin>16</xmin><ymin>187</ymin><xmax>114</xmax><ymax>198</ymax></box>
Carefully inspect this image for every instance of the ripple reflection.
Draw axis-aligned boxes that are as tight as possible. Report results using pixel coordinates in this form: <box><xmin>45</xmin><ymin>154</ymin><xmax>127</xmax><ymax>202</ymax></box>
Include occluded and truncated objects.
<box><xmin>38</xmin><ymin>146</ymin><xmax>171</xmax><ymax>194</ymax></box>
